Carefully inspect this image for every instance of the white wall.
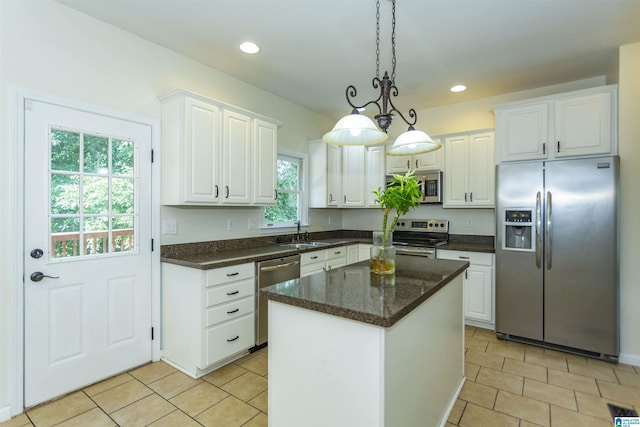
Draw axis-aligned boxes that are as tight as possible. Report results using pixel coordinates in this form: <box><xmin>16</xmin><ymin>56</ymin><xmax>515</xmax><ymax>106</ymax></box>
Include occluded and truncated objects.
<box><xmin>0</xmin><ymin>0</ymin><xmax>333</xmax><ymax>416</ymax></box>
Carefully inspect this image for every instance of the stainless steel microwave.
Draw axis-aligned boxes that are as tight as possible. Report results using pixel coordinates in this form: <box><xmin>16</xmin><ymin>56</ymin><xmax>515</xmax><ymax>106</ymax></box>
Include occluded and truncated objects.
<box><xmin>386</xmin><ymin>171</ymin><xmax>443</xmax><ymax>204</ymax></box>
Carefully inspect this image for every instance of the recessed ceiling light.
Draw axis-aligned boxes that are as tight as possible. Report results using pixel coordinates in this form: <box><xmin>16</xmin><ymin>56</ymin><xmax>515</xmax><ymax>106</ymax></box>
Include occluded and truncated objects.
<box><xmin>240</xmin><ymin>41</ymin><xmax>260</xmax><ymax>54</ymax></box>
<box><xmin>450</xmin><ymin>84</ymin><xmax>467</xmax><ymax>93</ymax></box>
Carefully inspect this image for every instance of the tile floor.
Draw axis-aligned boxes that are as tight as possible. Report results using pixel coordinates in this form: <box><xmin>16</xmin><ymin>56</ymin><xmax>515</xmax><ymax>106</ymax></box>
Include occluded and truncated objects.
<box><xmin>2</xmin><ymin>326</ymin><xmax>639</xmax><ymax>426</ymax></box>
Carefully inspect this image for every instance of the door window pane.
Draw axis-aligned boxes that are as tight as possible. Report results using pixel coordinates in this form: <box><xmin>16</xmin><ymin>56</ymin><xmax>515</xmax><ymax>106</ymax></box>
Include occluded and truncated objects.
<box><xmin>51</xmin><ymin>174</ymin><xmax>79</xmax><ymax>215</ymax></box>
<box><xmin>83</xmin><ymin>176</ymin><xmax>109</xmax><ymax>214</ymax></box>
<box><xmin>51</xmin><ymin>129</ymin><xmax>79</xmax><ymax>172</ymax></box>
<box><xmin>112</xmin><ymin>139</ymin><xmax>134</xmax><ymax>176</ymax></box>
<box><xmin>83</xmin><ymin>134</ymin><xmax>109</xmax><ymax>174</ymax></box>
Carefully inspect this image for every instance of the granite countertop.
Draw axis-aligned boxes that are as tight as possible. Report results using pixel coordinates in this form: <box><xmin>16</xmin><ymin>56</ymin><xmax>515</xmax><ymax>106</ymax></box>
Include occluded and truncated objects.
<box><xmin>260</xmin><ymin>256</ymin><xmax>469</xmax><ymax>328</ymax></box>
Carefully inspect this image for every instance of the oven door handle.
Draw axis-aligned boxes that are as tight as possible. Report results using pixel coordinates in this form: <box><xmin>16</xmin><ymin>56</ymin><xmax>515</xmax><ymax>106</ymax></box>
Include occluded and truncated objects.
<box><xmin>395</xmin><ymin>247</ymin><xmax>435</xmax><ymax>257</ymax></box>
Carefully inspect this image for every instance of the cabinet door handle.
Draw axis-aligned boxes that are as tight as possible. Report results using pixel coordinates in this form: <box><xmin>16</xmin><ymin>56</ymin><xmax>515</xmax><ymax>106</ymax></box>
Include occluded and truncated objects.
<box><xmin>225</xmin><ymin>186</ymin><xmax>230</xmax><ymax>198</ymax></box>
<box><xmin>215</xmin><ymin>185</ymin><xmax>219</xmax><ymax>198</ymax></box>
<box><xmin>470</xmin><ymin>192</ymin><xmax>473</xmax><ymax>202</ymax></box>
<box><xmin>465</xmin><ymin>271</ymin><xmax>468</xmax><ymax>279</ymax></box>
<box><xmin>226</xmin><ymin>272</ymin><xmax>239</xmax><ymax>277</ymax></box>
<box><xmin>274</xmin><ymin>189</ymin><xmax>278</xmax><ymax>200</ymax></box>
<box><xmin>334</xmin><ymin>251</ymin><xmax>342</xmax><ymax>255</ymax></box>
<box><xmin>543</xmin><ymin>143</ymin><xmax>546</xmax><ymax>155</ymax></box>
<box><xmin>226</xmin><ymin>290</ymin><xmax>239</xmax><ymax>296</ymax></box>
<box><xmin>310</xmin><ymin>255</ymin><xmax>319</xmax><ymax>260</ymax></box>
<box><xmin>557</xmin><ymin>141</ymin><xmax>560</xmax><ymax>153</ymax></box>
<box><xmin>344</xmin><ymin>195</ymin><xmax>346</xmax><ymax>204</ymax></box>
<box><xmin>329</xmin><ymin>193</ymin><xmax>334</xmax><ymax>202</ymax></box>
<box><xmin>406</xmin><ymin>160</ymin><xmax>410</xmax><ymax>169</ymax></box>
<box><xmin>464</xmin><ymin>192</ymin><xmax>468</xmax><ymax>202</ymax></box>
<box><xmin>227</xmin><ymin>336</ymin><xmax>239</xmax><ymax>342</ymax></box>
<box><xmin>415</xmin><ymin>159</ymin><xmax>419</xmax><ymax>169</ymax></box>
<box><xmin>227</xmin><ymin>308</ymin><xmax>239</xmax><ymax>314</ymax></box>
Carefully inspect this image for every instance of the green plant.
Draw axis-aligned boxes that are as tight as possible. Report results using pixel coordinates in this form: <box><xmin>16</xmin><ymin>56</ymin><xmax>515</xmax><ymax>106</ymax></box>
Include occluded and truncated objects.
<box><xmin>372</xmin><ymin>170</ymin><xmax>422</xmax><ymax>245</ymax></box>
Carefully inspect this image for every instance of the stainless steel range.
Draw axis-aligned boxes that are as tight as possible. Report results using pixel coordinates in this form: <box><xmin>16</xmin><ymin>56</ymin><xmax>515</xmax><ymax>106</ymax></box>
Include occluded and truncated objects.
<box><xmin>392</xmin><ymin>219</ymin><xmax>449</xmax><ymax>258</ymax></box>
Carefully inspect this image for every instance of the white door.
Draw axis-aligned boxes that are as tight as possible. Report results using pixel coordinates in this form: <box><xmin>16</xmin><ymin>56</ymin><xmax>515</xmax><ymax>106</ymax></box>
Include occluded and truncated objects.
<box><xmin>23</xmin><ymin>99</ymin><xmax>153</xmax><ymax>407</ymax></box>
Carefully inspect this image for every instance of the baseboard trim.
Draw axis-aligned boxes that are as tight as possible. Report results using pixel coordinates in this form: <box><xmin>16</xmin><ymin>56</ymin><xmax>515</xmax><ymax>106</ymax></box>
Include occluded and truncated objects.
<box><xmin>0</xmin><ymin>405</ymin><xmax>13</xmax><ymax>422</ymax></box>
<box><xmin>618</xmin><ymin>352</ymin><xmax>640</xmax><ymax>367</ymax></box>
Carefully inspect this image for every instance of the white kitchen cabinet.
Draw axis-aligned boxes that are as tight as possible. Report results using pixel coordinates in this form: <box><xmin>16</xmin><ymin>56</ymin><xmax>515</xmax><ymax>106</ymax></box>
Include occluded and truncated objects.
<box><xmin>300</xmin><ymin>246</ymin><xmax>348</xmax><ymax>277</ymax></box>
<box><xmin>444</xmin><ymin>131</ymin><xmax>495</xmax><ymax>208</ymax></box>
<box><xmin>252</xmin><ymin>119</ymin><xmax>278</xmax><ymax>204</ymax></box>
<box><xmin>160</xmin><ymin>90</ymin><xmax>279</xmax><ymax>206</ymax></box>
<box><xmin>162</xmin><ymin>262</ymin><xmax>256</xmax><ymax>377</ymax></box>
<box><xmin>347</xmin><ymin>244</ymin><xmax>371</xmax><ymax>264</ymax></box>
<box><xmin>309</xmin><ymin>140</ymin><xmax>386</xmax><ymax>208</ymax></box>
<box><xmin>325</xmin><ymin>246</ymin><xmax>347</xmax><ymax>270</ymax></box>
<box><xmin>385</xmin><ymin>139</ymin><xmax>443</xmax><ymax>173</ymax></box>
<box><xmin>495</xmin><ymin>85</ymin><xmax>617</xmax><ymax>163</ymax></box>
<box><xmin>437</xmin><ymin>250</ymin><xmax>494</xmax><ymax>329</ymax></box>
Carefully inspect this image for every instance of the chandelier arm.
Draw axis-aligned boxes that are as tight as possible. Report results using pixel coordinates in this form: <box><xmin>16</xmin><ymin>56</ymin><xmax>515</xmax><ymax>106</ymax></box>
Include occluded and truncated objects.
<box><xmin>386</xmin><ymin>97</ymin><xmax>418</xmax><ymax>128</ymax></box>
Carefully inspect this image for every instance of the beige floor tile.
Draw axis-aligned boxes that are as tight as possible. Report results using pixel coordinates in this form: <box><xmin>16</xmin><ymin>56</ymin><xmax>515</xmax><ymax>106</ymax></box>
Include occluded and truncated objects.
<box><xmin>148</xmin><ymin>409</ymin><xmax>203</xmax><ymax>427</ymax></box>
<box><xmin>502</xmin><ymin>358</ymin><xmax>547</xmax><ymax>383</ymax></box>
<box><xmin>464</xmin><ymin>349</ymin><xmax>505</xmax><ymax>370</ymax></box>
<box><xmin>26</xmin><ymin>391</ymin><xmax>96</xmax><ymax>427</ymax></box>
<box><xmin>248</xmin><ymin>390</ymin><xmax>268</xmax><ymax>413</ymax></box>
<box><xmin>169</xmin><ymin>382</ymin><xmax>229</xmax><ymax>417</ymax></box>
<box><xmin>221</xmin><ymin>371</ymin><xmax>268</xmax><ymax>402</ymax></box>
<box><xmin>616</xmin><ymin>369</ymin><xmax>640</xmax><ymax>390</ymax></box>
<box><xmin>476</xmin><ymin>366</ymin><xmax>524</xmax><ymax>395</ymax></box>
<box><xmin>597</xmin><ymin>380</ymin><xmax>640</xmax><ymax>409</ymax></box>
<box><xmin>110</xmin><ymin>394</ymin><xmax>175</xmax><ymax>426</ymax></box>
<box><xmin>83</xmin><ymin>373</ymin><xmax>135</xmax><ymax>397</ymax></box>
<box><xmin>458</xmin><ymin>402</ymin><xmax>519</xmax><ymax>427</ymax></box>
<box><xmin>202</xmin><ymin>363</ymin><xmax>248</xmax><ymax>387</ymax></box>
<box><xmin>0</xmin><ymin>413</ymin><xmax>33</xmax><ymax>427</ymax></box>
<box><xmin>550</xmin><ymin>405</ymin><xmax>611</xmax><ymax>427</ymax></box>
<box><xmin>494</xmin><ymin>390</ymin><xmax>550</xmax><ymax>426</ymax></box>
<box><xmin>486</xmin><ymin>341</ymin><xmax>526</xmax><ymax>361</ymax></box>
<box><xmin>568</xmin><ymin>360</ymin><xmax>618</xmax><ymax>383</ymax></box>
<box><xmin>148</xmin><ymin>371</ymin><xmax>202</xmax><ymax>399</ymax></box>
<box><xmin>465</xmin><ymin>336</ymin><xmax>489</xmax><ymax>352</ymax></box>
<box><xmin>91</xmin><ymin>379</ymin><xmax>154</xmax><ymax>414</ymax></box>
<box><xmin>446</xmin><ymin>398</ymin><xmax>466</xmax><ymax>424</ymax></box>
<box><xmin>548</xmin><ymin>368</ymin><xmax>600</xmax><ymax>396</ymax></box>
<box><xmin>472</xmin><ymin>327</ymin><xmax>500</xmax><ymax>342</ymax></box>
<box><xmin>236</xmin><ymin>352</ymin><xmax>268</xmax><ymax>376</ymax></box>
<box><xmin>465</xmin><ymin>362</ymin><xmax>480</xmax><ymax>381</ymax></box>
<box><xmin>523</xmin><ymin>378</ymin><xmax>577</xmax><ymax>410</ymax></box>
<box><xmin>243</xmin><ymin>412</ymin><xmax>268</xmax><ymax>427</ymax></box>
<box><xmin>458</xmin><ymin>380</ymin><xmax>498</xmax><ymax>409</ymax></box>
<box><xmin>611</xmin><ymin>362</ymin><xmax>637</xmax><ymax>373</ymax></box>
<box><xmin>195</xmin><ymin>396</ymin><xmax>259</xmax><ymax>427</ymax></box>
<box><xmin>575</xmin><ymin>391</ymin><xmax>628</xmax><ymax>422</ymax></box>
<box><xmin>465</xmin><ymin>325</ymin><xmax>477</xmax><ymax>338</ymax></box>
<box><xmin>525</xmin><ymin>351</ymin><xmax>568</xmax><ymax>371</ymax></box>
<box><xmin>520</xmin><ymin>421</ymin><xmax>545</xmax><ymax>427</ymax></box>
<box><xmin>56</xmin><ymin>407</ymin><xmax>115</xmax><ymax>427</ymax></box>
<box><xmin>128</xmin><ymin>361</ymin><xmax>177</xmax><ymax>385</ymax></box>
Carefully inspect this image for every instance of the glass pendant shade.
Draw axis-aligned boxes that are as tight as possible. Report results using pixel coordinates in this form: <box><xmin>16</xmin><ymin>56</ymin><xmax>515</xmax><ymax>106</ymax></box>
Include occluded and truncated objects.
<box><xmin>386</xmin><ymin>128</ymin><xmax>442</xmax><ymax>156</ymax></box>
<box><xmin>323</xmin><ymin>113</ymin><xmax>389</xmax><ymax>146</ymax></box>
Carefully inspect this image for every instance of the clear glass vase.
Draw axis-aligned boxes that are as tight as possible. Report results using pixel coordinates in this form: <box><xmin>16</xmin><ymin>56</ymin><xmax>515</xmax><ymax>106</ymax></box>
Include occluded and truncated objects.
<box><xmin>370</xmin><ymin>231</ymin><xmax>395</xmax><ymax>275</ymax></box>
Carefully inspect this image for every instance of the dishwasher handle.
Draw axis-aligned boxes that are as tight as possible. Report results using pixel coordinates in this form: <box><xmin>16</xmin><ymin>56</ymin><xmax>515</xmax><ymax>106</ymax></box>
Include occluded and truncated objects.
<box><xmin>260</xmin><ymin>260</ymin><xmax>300</xmax><ymax>272</ymax></box>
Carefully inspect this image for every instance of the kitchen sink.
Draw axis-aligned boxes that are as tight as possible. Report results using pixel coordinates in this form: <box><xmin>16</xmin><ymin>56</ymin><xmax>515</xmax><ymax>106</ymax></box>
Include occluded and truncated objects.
<box><xmin>278</xmin><ymin>241</ymin><xmax>331</xmax><ymax>249</ymax></box>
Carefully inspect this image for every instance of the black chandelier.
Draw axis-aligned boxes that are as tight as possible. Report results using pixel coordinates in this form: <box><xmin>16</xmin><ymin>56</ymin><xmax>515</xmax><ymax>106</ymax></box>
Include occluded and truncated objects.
<box><xmin>323</xmin><ymin>0</ymin><xmax>441</xmax><ymax>155</ymax></box>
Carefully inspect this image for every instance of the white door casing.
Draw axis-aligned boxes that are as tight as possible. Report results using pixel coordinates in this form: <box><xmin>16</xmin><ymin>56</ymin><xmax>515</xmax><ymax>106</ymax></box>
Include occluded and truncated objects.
<box><xmin>23</xmin><ymin>98</ymin><xmax>155</xmax><ymax>407</ymax></box>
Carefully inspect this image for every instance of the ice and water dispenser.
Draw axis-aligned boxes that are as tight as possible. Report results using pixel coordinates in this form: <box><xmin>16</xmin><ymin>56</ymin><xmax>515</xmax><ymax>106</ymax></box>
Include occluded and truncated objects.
<box><xmin>503</xmin><ymin>209</ymin><xmax>534</xmax><ymax>251</ymax></box>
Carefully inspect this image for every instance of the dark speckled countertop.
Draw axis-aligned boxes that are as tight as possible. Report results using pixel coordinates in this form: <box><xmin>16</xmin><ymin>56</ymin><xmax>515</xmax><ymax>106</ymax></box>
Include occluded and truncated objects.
<box><xmin>161</xmin><ymin>231</ymin><xmax>494</xmax><ymax>270</ymax></box>
<box><xmin>260</xmin><ymin>256</ymin><xmax>469</xmax><ymax>328</ymax></box>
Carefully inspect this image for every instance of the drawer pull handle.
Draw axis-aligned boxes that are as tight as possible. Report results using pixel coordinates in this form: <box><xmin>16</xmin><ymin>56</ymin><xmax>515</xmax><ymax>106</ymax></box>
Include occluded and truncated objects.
<box><xmin>226</xmin><ymin>272</ymin><xmax>239</xmax><ymax>277</ymax></box>
<box><xmin>458</xmin><ymin>256</ymin><xmax>470</xmax><ymax>259</ymax></box>
<box><xmin>227</xmin><ymin>308</ymin><xmax>239</xmax><ymax>314</ymax></box>
<box><xmin>334</xmin><ymin>251</ymin><xmax>341</xmax><ymax>255</ymax></box>
<box><xmin>226</xmin><ymin>290</ymin><xmax>239</xmax><ymax>296</ymax></box>
<box><xmin>310</xmin><ymin>256</ymin><xmax>319</xmax><ymax>260</ymax></box>
<box><xmin>227</xmin><ymin>336</ymin><xmax>239</xmax><ymax>342</ymax></box>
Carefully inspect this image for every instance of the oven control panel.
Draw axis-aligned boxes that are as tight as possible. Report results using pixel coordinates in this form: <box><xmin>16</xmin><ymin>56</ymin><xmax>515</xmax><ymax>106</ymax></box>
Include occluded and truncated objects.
<box><xmin>395</xmin><ymin>219</ymin><xmax>449</xmax><ymax>233</ymax></box>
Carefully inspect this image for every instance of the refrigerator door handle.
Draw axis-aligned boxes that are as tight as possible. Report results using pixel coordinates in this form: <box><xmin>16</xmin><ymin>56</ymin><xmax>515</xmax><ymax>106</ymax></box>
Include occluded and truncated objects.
<box><xmin>546</xmin><ymin>191</ymin><xmax>552</xmax><ymax>270</ymax></box>
<box><xmin>536</xmin><ymin>191</ymin><xmax>542</xmax><ymax>268</ymax></box>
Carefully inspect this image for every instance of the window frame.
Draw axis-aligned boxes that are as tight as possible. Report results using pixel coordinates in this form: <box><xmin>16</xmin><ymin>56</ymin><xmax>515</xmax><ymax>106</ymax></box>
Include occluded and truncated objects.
<box><xmin>262</xmin><ymin>148</ymin><xmax>308</xmax><ymax>230</ymax></box>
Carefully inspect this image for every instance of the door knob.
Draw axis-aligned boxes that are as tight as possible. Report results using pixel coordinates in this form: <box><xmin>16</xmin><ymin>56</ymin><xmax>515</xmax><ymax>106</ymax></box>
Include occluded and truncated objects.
<box><xmin>30</xmin><ymin>249</ymin><xmax>44</xmax><ymax>259</ymax></box>
<box><xmin>30</xmin><ymin>272</ymin><xmax>60</xmax><ymax>282</ymax></box>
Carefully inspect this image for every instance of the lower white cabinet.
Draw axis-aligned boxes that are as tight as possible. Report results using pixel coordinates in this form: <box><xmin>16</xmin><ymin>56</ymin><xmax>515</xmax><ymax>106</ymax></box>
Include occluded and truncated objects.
<box><xmin>300</xmin><ymin>246</ymin><xmax>348</xmax><ymax>277</ymax></box>
<box><xmin>162</xmin><ymin>262</ymin><xmax>255</xmax><ymax>377</ymax></box>
<box><xmin>437</xmin><ymin>249</ymin><xmax>495</xmax><ymax>328</ymax></box>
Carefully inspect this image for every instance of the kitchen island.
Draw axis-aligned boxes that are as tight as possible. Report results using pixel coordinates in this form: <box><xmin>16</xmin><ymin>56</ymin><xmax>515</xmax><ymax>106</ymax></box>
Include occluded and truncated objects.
<box><xmin>261</xmin><ymin>256</ymin><xmax>469</xmax><ymax>427</ymax></box>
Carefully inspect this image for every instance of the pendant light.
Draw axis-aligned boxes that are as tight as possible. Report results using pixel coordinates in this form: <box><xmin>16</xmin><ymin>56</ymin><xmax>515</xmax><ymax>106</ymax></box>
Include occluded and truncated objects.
<box><xmin>323</xmin><ymin>0</ymin><xmax>441</xmax><ymax>156</ymax></box>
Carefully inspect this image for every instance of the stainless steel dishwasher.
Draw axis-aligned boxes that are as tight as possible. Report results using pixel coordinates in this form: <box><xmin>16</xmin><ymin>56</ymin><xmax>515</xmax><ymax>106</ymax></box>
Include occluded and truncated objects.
<box><xmin>256</xmin><ymin>254</ymin><xmax>300</xmax><ymax>347</ymax></box>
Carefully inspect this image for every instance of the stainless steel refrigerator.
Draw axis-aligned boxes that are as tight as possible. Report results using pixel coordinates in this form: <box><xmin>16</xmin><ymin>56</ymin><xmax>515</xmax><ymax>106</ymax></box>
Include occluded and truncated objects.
<box><xmin>495</xmin><ymin>156</ymin><xmax>619</xmax><ymax>360</ymax></box>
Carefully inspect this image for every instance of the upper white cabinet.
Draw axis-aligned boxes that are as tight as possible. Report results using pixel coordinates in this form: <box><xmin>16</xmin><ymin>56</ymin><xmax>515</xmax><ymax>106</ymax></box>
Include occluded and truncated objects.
<box><xmin>495</xmin><ymin>85</ymin><xmax>617</xmax><ymax>163</ymax></box>
<box><xmin>444</xmin><ymin>131</ymin><xmax>495</xmax><ymax>208</ymax></box>
<box><xmin>160</xmin><ymin>90</ymin><xmax>280</xmax><ymax>206</ymax></box>
<box><xmin>309</xmin><ymin>140</ymin><xmax>386</xmax><ymax>208</ymax></box>
<box><xmin>385</xmin><ymin>138</ymin><xmax>443</xmax><ymax>173</ymax></box>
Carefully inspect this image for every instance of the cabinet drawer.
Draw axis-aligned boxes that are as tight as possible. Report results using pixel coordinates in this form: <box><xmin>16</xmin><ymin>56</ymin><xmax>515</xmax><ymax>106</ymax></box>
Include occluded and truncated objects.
<box><xmin>326</xmin><ymin>246</ymin><xmax>347</xmax><ymax>260</ymax></box>
<box><xmin>437</xmin><ymin>250</ymin><xmax>493</xmax><ymax>266</ymax></box>
<box><xmin>300</xmin><ymin>262</ymin><xmax>325</xmax><ymax>278</ymax></box>
<box><xmin>301</xmin><ymin>250</ymin><xmax>326</xmax><ymax>264</ymax></box>
<box><xmin>205</xmin><ymin>278</ymin><xmax>254</xmax><ymax>307</ymax></box>
<box><xmin>205</xmin><ymin>297</ymin><xmax>254</xmax><ymax>327</ymax></box>
<box><xmin>204</xmin><ymin>314</ymin><xmax>254</xmax><ymax>367</ymax></box>
<box><xmin>206</xmin><ymin>263</ymin><xmax>255</xmax><ymax>287</ymax></box>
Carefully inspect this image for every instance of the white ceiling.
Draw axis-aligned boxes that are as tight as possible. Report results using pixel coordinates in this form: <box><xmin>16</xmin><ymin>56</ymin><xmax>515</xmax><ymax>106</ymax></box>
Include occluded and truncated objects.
<box><xmin>58</xmin><ymin>0</ymin><xmax>640</xmax><ymax>121</ymax></box>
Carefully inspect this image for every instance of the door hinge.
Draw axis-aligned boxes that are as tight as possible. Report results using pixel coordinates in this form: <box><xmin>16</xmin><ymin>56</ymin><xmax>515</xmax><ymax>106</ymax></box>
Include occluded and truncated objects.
<box><xmin>151</xmin><ymin>327</ymin><xmax>155</xmax><ymax>340</ymax></box>
<box><xmin>151</xmin><ymin>239</ymin><xmax>154</xmax><ymax>251</ymax></box>
<box><xmin>151</xmin><ymin>149</ymin><xmax>155</xmax><ymax>163</ymax></box>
